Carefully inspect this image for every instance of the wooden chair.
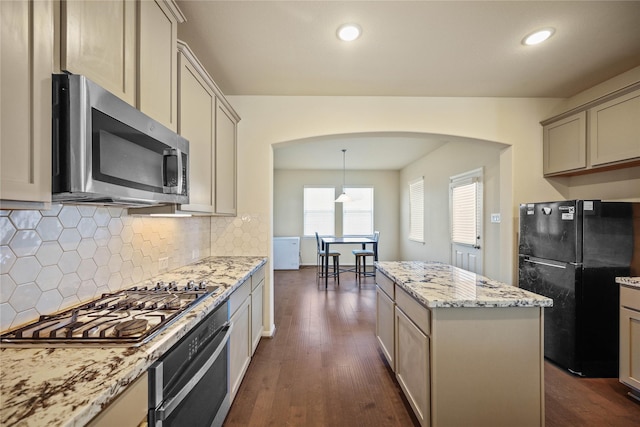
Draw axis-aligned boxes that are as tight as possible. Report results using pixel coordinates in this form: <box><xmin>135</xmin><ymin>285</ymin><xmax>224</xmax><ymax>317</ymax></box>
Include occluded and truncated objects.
<box><xmin>352</xmin><ymin>231</ymin><xmax>379</xmax><ymax>285</ymax></box>
<box><xmin>315</xmin><ymin>232</ymin><xmax>341</xmax><ymax>286</ymax></box>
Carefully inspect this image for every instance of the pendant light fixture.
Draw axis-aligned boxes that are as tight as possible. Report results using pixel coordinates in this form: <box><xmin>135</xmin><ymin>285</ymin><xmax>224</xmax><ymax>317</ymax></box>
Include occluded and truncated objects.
<box><xmin>335</xmin><ymin>149</ymin><xmax>352</xmax><ymax>203</ymax></box>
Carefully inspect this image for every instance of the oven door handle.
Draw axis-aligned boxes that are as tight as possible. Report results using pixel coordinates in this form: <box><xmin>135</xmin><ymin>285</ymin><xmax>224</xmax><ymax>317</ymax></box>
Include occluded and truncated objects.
<box><xmin>156</xmin><ymin>322</ymin><xmax>231</xmax><ymax>421</ymax></box>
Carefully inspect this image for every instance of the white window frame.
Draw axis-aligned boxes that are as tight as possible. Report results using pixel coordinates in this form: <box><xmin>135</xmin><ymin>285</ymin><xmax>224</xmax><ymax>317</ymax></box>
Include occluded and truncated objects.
<box><xmin>449</xmin><ymin>168</ymin><xmax>483</xmax><ymax>247</ymax></box>
<box><xmin>342</xmin><ymin>186</ymin><xmax>374</xmax><ymax>236</ymax></box>
<box><xmin>409</xmin><ymin>177</ymin><xmax>424</xmax><ymax>243</ymax></box>
<box><xmin>303</xmin><ymin>186</ymin><xmax>336</xmax><ymax>237</ymax></box>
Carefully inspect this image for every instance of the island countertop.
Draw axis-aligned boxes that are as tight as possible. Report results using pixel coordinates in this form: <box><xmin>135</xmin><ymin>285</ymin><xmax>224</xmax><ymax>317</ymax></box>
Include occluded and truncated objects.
<box><xmin>375</xmin><ymin>261</ymin><xmax>553</xmax><ymax>308</ymax></box>
<box><xmin>616</xmin><ymin>276</ymin><xmax>640</xmax><ymax>289</ymax></box>
<box><xmin>0</xmin><ymin>256</ymin><xmax>267</xmax><ymax>427</ymax></box>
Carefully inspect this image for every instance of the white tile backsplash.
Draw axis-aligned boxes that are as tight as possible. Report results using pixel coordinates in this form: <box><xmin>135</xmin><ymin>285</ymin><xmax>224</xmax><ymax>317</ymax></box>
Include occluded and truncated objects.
<box><xmin>0</xmin><ymin>205</ymin><xmax>211</xmax><ymax>332</ymax></box>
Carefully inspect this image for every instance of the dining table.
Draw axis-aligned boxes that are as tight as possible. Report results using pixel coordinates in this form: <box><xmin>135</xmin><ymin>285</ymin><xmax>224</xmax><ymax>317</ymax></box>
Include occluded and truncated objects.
<box><xmin>321</xmin><ymin>236</ymin><xmax>378</xmax><ymax>289</ymax></box>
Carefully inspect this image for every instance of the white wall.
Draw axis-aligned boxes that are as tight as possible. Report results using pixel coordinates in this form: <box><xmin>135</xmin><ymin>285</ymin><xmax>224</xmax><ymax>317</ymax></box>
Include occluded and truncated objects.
<box><xmin>229</xmin><ymin>93</ymin><xmax>640</xmax><ymax>332</ymax></box>
<box><xmin>273</xmin><ymin>169</ymin><xmax>400</xmax><ymax>265</ymax></box>
<box><xmin>399</xmin><ymin>139</ymin><xmax>504</xmax><ymax>279</ymax></box>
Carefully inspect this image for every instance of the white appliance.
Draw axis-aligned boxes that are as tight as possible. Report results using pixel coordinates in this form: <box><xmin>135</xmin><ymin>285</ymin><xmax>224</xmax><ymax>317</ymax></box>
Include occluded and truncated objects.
<box><xmin>273</xmin><ymin>237</ymin><xmax>300</xmax><ymax>270</ymax></box>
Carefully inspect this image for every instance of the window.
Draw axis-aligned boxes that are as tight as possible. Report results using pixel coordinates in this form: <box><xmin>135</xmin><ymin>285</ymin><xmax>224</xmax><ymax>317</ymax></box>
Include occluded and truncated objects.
<box><xmin>303</xmin><ymin>187</ymin><xmax>335</xmax><ymax>236</ymax></box>
<box><xmin>450</xmin><ymin>168</ymin><xmax>482</xmax><ymax>246</ymax></box>
<box><xmin>409</xmin><ymin>177</ymin><xmax>424</xmax><ymax>242</ymax></box>
<box><xmin>342</xmin><ymin>187</ymin><xmax>374</xmax><ymax>236</ymax></box>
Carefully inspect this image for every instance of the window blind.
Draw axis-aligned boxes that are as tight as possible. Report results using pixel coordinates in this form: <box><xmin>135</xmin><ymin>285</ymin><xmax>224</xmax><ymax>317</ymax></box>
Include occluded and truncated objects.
<box><xmin>343</xmin><ymin>187</ymin><xmax>374</xmax><ymax>236</ymax></box>
<box><xmin>451</xmin><ymin>181</ymin><xmax>478</xmax><ymax>246</ymax></box>
<box><xmin>303</xmin><ymin>187</ymin><xmax>335</xmax><ymax>236</ymax></box>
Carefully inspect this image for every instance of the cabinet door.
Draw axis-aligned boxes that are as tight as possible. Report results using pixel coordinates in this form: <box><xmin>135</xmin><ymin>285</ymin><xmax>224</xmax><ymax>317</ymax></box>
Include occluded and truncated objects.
<box><xmin>87</xmin><ymin>372</ymin><xmax>148</xmax><ymax>427</ymax></box>
<box><xmin>0</xmin><ymin>0</ymin><xmax>52</xmax><ymax>207</ymax></box>
<box><xmin>61</xmin><ymin>0</ymin><xmax>136</xmax><ymax>105</ymax></box>
<box><xmin>395</xmin><ymin>307</ymin><xmax>430</xmax><ymax>426</ymax></box>
<box><xmin>251</xmin><ymin>280</ymin><xmax>264</xmax><ymax>354</ymax></box>
<box><xmin>229</xmin><ymin>296</ymin><xmax>251</xmax><ymax>401</ymax></box>
<box><xmin>215</xmin><ymin>100</ymin><xmax>237</xmax><ymax>215</ymax></box>
<box><xmin>177</xmin><ymin>50</ymin><xmax>214</xmax><ymax>213</ymax></box>
<box><xmin>620</xmin><ymin>306</ymin><xmax>640</xmax><ymax>392</ymax></box>
<box><xmin>620</xmin><ymin>286</ymin><xmax>640</xmax><ymax>393</ymax></box>
<box><xmin>138</xmin><ymin>0</ymin><xmax>179</xmax><ymax>131</ymax></box>
<box><xmin>590</xmin><ymin>89</ymin><xmax>640</xmax><ymax>166</ymax></box>
<box><xmin>376</xmin><ymin>286</ymin><xmax>395</xmax><ymax>371</ymax></box>
<box><xmin>543</xmin><ymin>111</ymin><xmax>587</xmax><ymax>175</ymax></box>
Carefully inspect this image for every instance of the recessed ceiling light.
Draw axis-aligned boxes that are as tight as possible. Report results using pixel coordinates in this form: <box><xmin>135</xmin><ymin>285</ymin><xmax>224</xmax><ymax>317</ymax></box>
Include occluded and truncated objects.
<box><xmin>337</xmin><ymin>23</ymin><xmax>362</xmax><ymax>42</ymax></box>
<box><xmin>522</xmin><ymin>28</ymin><xmax>555</xmax><ymax>46</ymax></box>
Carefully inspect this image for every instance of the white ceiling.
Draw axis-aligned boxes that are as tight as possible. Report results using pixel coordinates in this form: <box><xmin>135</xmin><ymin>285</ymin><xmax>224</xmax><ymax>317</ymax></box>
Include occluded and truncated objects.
<box><xmin>175</xmin><ymin>0</ymin><xmax>640</xmax><ymax>169</ymax></box>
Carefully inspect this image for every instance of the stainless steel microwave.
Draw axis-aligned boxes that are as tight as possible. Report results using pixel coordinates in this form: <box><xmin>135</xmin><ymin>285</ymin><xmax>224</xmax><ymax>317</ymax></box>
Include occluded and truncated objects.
<box><xmin>52</xmin><ymin>74</ymin><xmax>189</xmax><ymax>207</ymax></box>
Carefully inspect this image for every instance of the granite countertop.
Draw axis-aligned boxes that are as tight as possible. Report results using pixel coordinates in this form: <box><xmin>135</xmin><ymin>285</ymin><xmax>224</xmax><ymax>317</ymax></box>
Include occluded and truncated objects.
<box><xmin>616</xmin><ymin>276</ymin><xmax>640</xmax><ymax>289</ymax></box>
<box><xmin>0</xmin><ymin>256</ymin><xmax>267</xmax><ymax>427</ymax></box>
<box><xmin>375</xmin><ymin>261</ymin><xmax>553</xmax><ymax>308</ymax></box>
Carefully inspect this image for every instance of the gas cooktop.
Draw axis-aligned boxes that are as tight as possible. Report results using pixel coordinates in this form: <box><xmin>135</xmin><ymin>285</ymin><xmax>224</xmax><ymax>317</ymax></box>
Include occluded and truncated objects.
<box><xmin>0</xmin><ymin>281</ymin><xmax>219</xmax><ymax>347</ymax></box>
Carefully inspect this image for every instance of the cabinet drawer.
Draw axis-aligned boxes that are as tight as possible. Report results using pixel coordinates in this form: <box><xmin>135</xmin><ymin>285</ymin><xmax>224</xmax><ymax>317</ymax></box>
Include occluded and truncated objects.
<box><xmin>252</xmin><ymin>265</ymin><xmax>266</xmax><ymax>291</ymax></box>
<box><xmin>377</xmin><ymin>272</ymin><xmax>395</xmax><ymax>300</ymax></box>
<box><xmin>396</xmin><ymin>286</ymin><xmax>431</xmax><ymax>336</ymax></box>
<box><xmin>621</xmin><ymin>285</ymin><xmax>640</xmax><ymax>311</ymax></box>
<box><xmin>229</xmin><ymin>279</ymin><xmax>250</xmax><ymax>316</ymax></box>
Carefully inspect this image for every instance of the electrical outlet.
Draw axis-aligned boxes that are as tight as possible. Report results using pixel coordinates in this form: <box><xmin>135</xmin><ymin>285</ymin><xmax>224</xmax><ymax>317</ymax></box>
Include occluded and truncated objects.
<box><xmin>490</xmin><ymin>213</ymin><xmax>501</xmax><ymax>223</ymax></box>
<box><xmin>159</xmin><ymin>257</ymin><xmax>169</xmax><ymax>270</ymax></box>
<box><xmin>192</xmin><ymin>249</ymin><xmax>199</xmax><ymax>260</ymax></box>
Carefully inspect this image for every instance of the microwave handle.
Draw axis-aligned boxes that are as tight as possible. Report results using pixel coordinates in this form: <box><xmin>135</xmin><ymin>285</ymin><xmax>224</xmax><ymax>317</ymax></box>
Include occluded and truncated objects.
<box><xmin>162</xmin><ymin>148</ymin><xmax>183</xmax><ymax>195</ymax></box>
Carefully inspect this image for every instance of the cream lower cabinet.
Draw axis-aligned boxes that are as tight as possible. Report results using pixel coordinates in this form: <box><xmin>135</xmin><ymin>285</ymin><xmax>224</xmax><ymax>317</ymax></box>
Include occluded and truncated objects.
<box><xmin>87</xmin><ymin>372</ymin><xmax>148</xmax><ymax>427</ymax></box>
<box><xmin>376</xmin><ymin>274</ymin><xmax>396</xmax><ymax>371</ymax></box>
<box><xmin>250</xmin><ymin>266</ymin><xmax>266</xmax><ymax>354</ymax></box>
<box><xmin>0</xmin><ymin>0</ymin><xmax>53</xmax><ymax>209</ymax></box>
<box><xmin>395</xmin><ymin>305</ymin><xmax>430</xmax><ymax>426</ymax></box>
<box><xmin>229</xmin><ymin>265</ymin><xmax>266</xmax><ymax>401</ymax></box>
<box><xmin>620</xmin><ymin>285</ymin><xmax>640</xmax><ymax>398</ymax></box>
<box><xmin>229</xmin><ymin>279</ymin><xmax>251</xmax><ymax>401</ymax></box>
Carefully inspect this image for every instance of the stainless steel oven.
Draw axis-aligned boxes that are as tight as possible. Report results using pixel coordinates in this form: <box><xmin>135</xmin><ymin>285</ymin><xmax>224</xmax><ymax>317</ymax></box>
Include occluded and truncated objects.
<box><xmin>148</xmin><ymin>300</ymin><xmax>231</xmax><ymax>427</ymax></box>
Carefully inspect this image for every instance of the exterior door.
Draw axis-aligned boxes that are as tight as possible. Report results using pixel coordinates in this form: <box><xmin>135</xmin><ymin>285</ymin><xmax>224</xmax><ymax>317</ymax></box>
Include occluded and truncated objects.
<box><xmin>450</xmin><ymin>169</ymin><xmax>483</xmax><ymax>274</ymax></box>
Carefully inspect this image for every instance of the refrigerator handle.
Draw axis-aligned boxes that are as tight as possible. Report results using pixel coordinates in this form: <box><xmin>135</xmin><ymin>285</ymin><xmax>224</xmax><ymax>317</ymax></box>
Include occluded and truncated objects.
<box><xmin>523</xmin><ymin>258</ymin><xmax>567</xmax><ymax>269</ymax></box>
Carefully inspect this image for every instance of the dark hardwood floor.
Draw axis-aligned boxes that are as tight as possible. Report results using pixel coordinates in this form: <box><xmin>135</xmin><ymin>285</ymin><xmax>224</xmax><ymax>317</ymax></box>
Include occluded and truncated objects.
<box><xmin>223</xmin><ymin>267</ymin><xmax>640</xmax><ymax>427</ymax></box>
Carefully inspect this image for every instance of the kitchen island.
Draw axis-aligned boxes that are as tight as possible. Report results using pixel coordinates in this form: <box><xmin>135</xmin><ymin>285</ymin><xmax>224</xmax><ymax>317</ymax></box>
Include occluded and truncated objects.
<box><xmin>375</xmin><ymin>261</ymin><xmax>552</xmax><ymax>427</ymax></box>
<box><xmin>0</xmin><ymin>256</ymin><xmax>267</xmax><ymax>427</ymax></box>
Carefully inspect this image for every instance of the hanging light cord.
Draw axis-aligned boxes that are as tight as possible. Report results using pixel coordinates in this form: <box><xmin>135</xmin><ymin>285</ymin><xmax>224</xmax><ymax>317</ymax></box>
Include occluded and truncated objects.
<box><xmin>342</xmin><ymin>149</ymin><xmax>347</xmax><ymax>192</ymax></box>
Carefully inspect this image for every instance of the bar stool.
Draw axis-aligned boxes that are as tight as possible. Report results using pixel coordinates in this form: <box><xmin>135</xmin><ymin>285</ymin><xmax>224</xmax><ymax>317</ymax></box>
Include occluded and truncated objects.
<box><xmin>352</xmin><ymin>231</ymin><xmax>379</xmax><ymax>285</ymax></box>
<box><xmin>315</xmin><ymin>232</ymin><xmax>341</xmax><ymax>286</ymax></box>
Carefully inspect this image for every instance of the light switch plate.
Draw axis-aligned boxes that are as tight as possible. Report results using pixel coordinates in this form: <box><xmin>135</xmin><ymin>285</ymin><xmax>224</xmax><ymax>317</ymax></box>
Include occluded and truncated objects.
<box><xmin>490</xmin><ymin>213</ymin><xmax>501</xmax><ymax>223</ymax></box>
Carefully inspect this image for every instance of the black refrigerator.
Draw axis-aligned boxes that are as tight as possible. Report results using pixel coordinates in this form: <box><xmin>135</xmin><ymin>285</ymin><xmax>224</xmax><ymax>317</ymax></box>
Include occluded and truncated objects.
<box><xmin>518</xmin><ymin>200</ymin><xmax>638</xmax><ymax>377</ymax></box>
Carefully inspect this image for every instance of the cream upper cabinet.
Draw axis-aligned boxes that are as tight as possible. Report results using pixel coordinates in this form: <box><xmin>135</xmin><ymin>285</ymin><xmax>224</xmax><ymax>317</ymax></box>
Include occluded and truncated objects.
<box><xmin>177</xmin><ymin>43</ymin><xmax>215</xmax><ymax>213</ymax></box>
<box><xmin>543</xmin><ymin>111</ymin><xmax>587</xmax><ymax>176</ymax></box>
<box><xmin>589</xmin><ymin>89</ymin><xmax>640</xmax><ymax>167</ymax></box>
<box><xmin>60</xmin><ymin>0</ymin><xmax>136</xmax><ymax>105</ymax></box>
<box><xmin>0</xmin><ymin>0</ymin><xmax>53</xmax><ymax>209</ymax></box>
<box><xmin>215</xmin><ymin>100</ymin><xmax>238</xmax><ymax>216</ymax></box>
<box><xmin>542</xmin><ymin>85</ymin><xmax>640</xmax><ymax>177</ymax></box>
<box><xmin>138</xmin><ymin>0</ymin><xmax>183</xmax><ymax>131</ymax></box>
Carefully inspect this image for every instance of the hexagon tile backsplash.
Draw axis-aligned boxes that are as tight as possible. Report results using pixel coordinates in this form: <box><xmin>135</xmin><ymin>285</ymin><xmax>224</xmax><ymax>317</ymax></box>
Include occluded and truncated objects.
<box><xmin>0</xmin><ymin>205</ymin><xmax>211</xmax><ymax>333</ymax></box>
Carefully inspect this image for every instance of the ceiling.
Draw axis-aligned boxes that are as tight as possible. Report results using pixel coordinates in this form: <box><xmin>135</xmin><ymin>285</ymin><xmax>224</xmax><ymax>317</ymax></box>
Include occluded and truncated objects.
<box><xmin>175</xmin><ymin>1</ymin><xmax>640</xmax><ymax>169</ymax></box>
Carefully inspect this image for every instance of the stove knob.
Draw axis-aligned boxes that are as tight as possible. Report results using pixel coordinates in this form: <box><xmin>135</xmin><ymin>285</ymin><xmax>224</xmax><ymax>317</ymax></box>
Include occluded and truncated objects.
<box><xmin>187</xmin><ymin>280</ymin><xmax>195</xmax><ymax>290</ymax></box>
<box><xmin>199</xmin><ymin>281</ymin><xmax>208</xmax><ymax>290</ymax></box>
